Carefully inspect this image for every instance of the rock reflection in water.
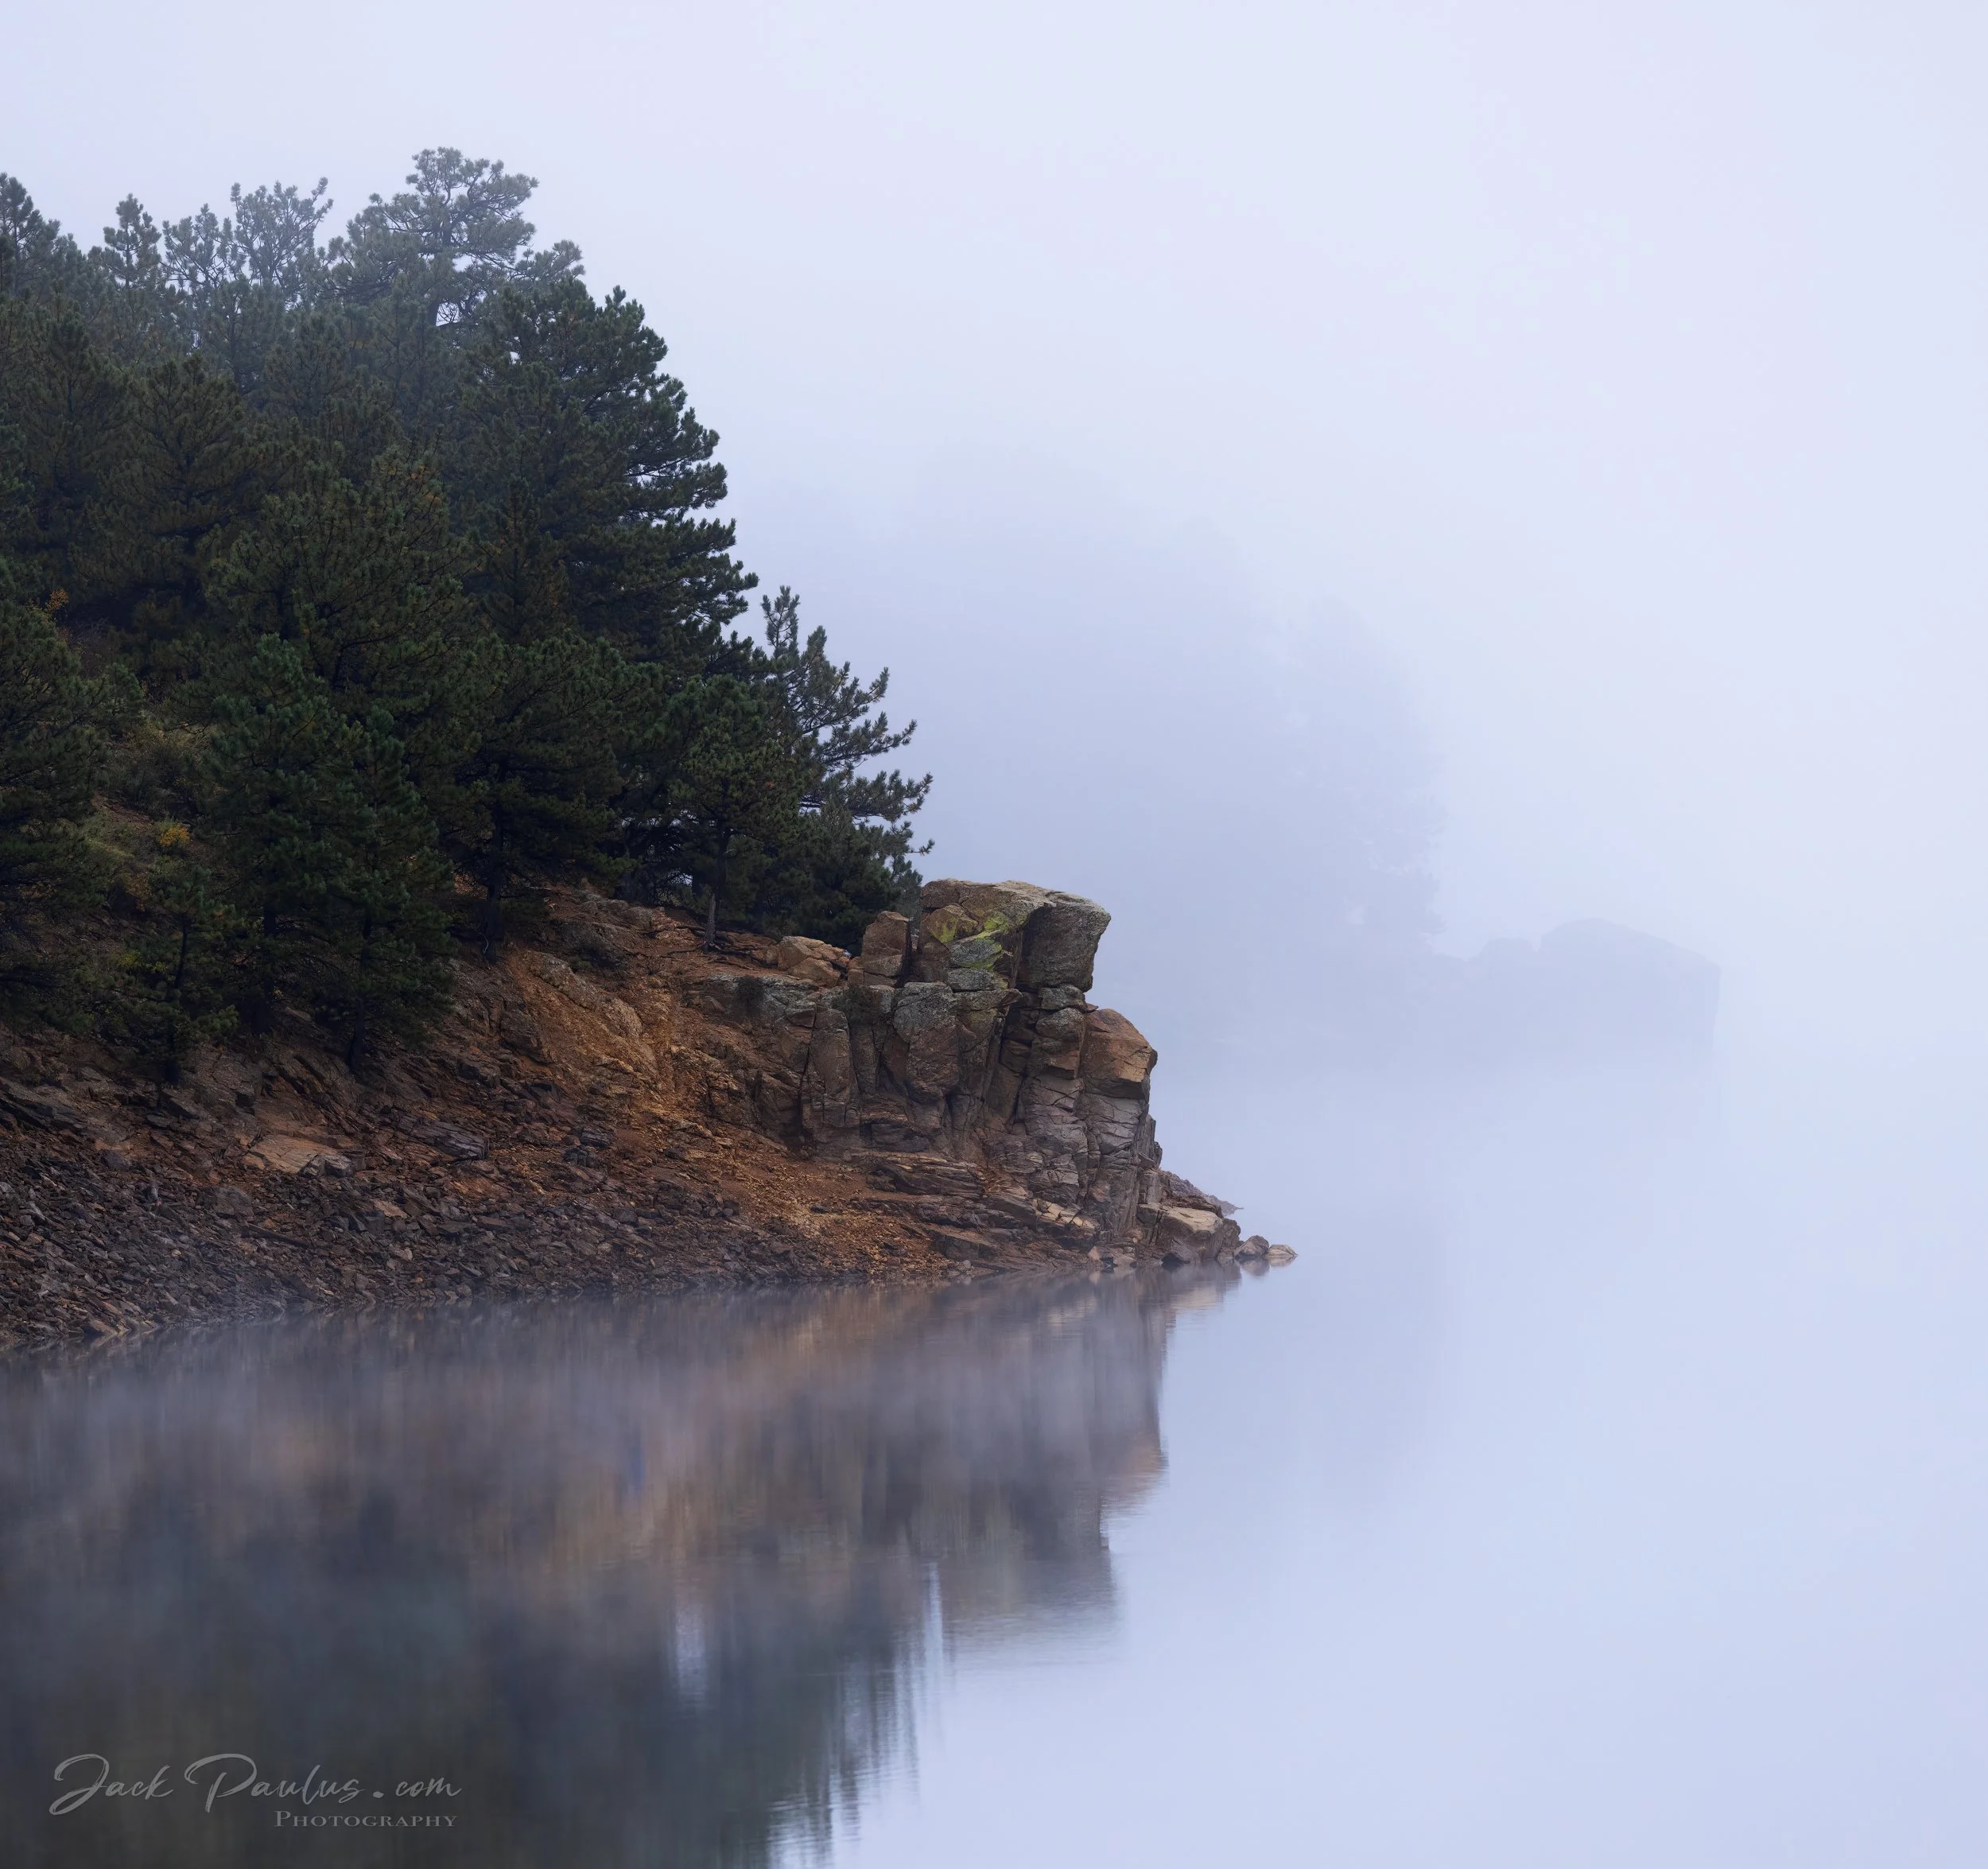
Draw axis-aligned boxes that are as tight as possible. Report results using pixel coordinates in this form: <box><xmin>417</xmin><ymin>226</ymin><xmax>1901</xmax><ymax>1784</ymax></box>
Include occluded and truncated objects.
<box><xmin>0</xmin><ymin>1272</ymin><xmax>1231</xmax><ymax>1867</ymax></box>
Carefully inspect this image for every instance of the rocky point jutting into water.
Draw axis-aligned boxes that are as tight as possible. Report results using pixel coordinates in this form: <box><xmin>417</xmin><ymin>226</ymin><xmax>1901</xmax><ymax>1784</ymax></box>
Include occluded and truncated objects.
<box><xmin>692</xmin><ymin>878</ymin><xmax>1264</xmax><ymax>1269</ymax></box>
<box><xmin>0</xmin><ymin>880</ymin><xmax>1291</xmax><ymax>1348</ymax></box>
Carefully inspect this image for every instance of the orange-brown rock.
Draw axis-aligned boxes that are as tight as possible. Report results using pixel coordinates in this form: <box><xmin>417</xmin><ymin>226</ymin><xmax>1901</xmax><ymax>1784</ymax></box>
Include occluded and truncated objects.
<box><xmin>0</xmin><ymin>880</ymin><xmax>1279</xmax><ymax>1350</ymax></box>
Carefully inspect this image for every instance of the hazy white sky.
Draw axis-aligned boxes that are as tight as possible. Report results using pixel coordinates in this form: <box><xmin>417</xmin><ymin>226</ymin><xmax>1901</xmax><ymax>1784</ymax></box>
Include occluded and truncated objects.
<box><xmin>14</xmin><ymin>0</ymin><xmax>1988</xmax><ymax>1034</ymax></box>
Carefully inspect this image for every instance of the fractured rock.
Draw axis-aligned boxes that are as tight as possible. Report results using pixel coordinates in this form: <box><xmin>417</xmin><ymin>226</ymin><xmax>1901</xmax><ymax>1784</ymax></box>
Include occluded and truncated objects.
<box><xmin>858</xmin><ymin>912</ymin><xmax>911</xmax><ymax>981</ymax></box>
<box><xmin>682</xmin><ymin>876</ymin><xmax>1252</xmax><ymax>1265</ymax></box>
<box><xmin>247</xmin><ymin>1134</ymin><xmax>352</xmax><ymax>1176</ymax></box>
<box><xmin>775</xmin><ymin>935</ymin><xmax>847</xmax><ymax>985</ymax></box>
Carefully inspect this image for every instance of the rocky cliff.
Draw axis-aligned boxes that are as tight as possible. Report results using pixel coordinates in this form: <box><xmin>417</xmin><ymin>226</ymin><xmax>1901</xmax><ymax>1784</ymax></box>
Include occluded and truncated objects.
<box><xmin>0</xmin><ymin>879</ymin><xmax>1289</xmax><ymax>1347</ymax></box>
<box><xmin>688</xmin><ymin>879</ymin><xmax>1268</xmax><ymax>1269</ymax></box>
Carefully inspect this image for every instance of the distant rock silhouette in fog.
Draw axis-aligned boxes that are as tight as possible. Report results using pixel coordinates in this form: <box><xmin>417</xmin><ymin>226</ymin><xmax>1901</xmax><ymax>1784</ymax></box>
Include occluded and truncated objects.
<box><xmin>1423</xmin><ymin>919</ymin><xmax>1721</xmax><ymax>1063</ymax></box>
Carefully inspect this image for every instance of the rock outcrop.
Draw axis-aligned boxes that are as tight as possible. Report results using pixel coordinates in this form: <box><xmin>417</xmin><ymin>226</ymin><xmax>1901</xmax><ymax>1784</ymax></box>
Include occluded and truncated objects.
<box><xmin>0</xmin><ymin>878</ymin><xmax>1292</xmax><ymax>1347</ymax></box>
<box><xmin>685</xmin><ymin>880</ymin><xmax>1284</xmax><ymax>1269</ymax></box>
<box><xmin>1425</xmin><ymin>918</ymin><xmax>1722</xmax><ymax>1063</ymax></box>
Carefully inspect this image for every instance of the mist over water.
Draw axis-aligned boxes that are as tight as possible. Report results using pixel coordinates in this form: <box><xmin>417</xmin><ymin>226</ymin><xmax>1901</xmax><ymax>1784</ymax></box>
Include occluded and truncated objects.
<box><xmin>0</xmin><ymin>1280</ymin><xmax>1195</xmax><ymax>1866</ymax></box>
<box><xmin>13</xmin><ymin>1050</ymin><xmax>1984</xmax><ymax>1865</ymax></box>
<box><xmin>831</xmin><ymin>1052</ymin><xmax>1988</xmax><ymax>1867</ymax></box>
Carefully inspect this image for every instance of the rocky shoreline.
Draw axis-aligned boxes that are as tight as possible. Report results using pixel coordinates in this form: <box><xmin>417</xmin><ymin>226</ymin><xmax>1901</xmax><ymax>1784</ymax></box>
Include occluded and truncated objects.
<box><xmin>0</xmin><ymin>880</ymin><xmax>1291</xmax><ymax>1350</ymax></box>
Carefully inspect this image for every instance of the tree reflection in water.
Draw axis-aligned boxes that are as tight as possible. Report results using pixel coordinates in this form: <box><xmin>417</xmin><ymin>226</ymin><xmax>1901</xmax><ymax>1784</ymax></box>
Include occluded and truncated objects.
<box><xmin>0</xmin><ymin>1270</ymin><xmax>1235</xmax><ymax>1867</ymax></box>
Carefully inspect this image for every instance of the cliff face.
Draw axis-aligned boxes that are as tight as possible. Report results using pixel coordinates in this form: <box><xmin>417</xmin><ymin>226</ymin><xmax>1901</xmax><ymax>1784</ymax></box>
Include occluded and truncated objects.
<box><xmin>687</xmin><ymin>880</ymin><xmax>1256</xmax><ymax>1267</ymax></box>
<box><xmin>0</xmin><ymin>879</ymin><xmax>1288</xmax><ymax>1347</ymax></box>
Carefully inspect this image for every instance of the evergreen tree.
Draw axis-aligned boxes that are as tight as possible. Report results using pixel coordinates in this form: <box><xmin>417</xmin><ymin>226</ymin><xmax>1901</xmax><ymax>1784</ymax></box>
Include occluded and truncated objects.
<box><xmin>454</xmin><ymin>281</ymin><xmax>753</xmax><ymax>666</ymax></box>
<box><xmin>114</xmin><ymin>830</ymin><xmax>239</xmax><ymax>1082</ymax></box>
<box><xmin>760</xmin><ymin>585</ymin><xmax>926</xmax><ymax>827</ymax></box>
<box><xmin>206</xmin><ymin>636</ymin><xmax>450</xmax><ymax>1063</ymax></box>
<box><xmin>748</xmin><ymin>587</ymin><xmax>927</xmax><ymax>937</ymax></box>
<box><xmin>735</xmin><ymin>802</ymin><xmax>922</xmax><ymax>953</ymax></box>
<box><xmin>666</xmin><ymin>674</ymin><xmax>806</xmax><ymax>947</ymax></box>
<box><xmin>161</xmin><ymin>178</ymin><xmax>333</xmax><ymax>391</ymax></box>
<box><xmin>0</xmin><ymin>299</ymin><xmax>134</xmax><ymax>609</ymax></box>
<box><xmin>254</xmin><ymin>312</ymin><xmax>404</xmax><ymax>479</ymax></box>
<box><xmin>431</xmin><ymin>627</ymin><xmax>627</xmax><ymax>956</ymax></box>
<box><xmin>208</xmin><ymin>450</ymin><xmax>468</xmax><ymax>746</ymax></box>
<box><xmin>0</xmin><ymin>575</ymin><xmax>135</xmax><ymax>1003</ymax></box>
<box><xmin>0</xmin><ymin>174</ymin><xmax>95</xmax><ymax>304</ymax></box>
<box><xmin>0</xmin><ymin>150</ymin><xmax>944</xmax><ymax>1062</ymax></box>
<box><xmin>329</xmin><ymin>149</ymin><xmax>581</xmax><ymax>437</ymax></box>
<box><xmin>107</xmin><ymin>355</ymin><xmax>264</xmax><ymax>683</ymax></box>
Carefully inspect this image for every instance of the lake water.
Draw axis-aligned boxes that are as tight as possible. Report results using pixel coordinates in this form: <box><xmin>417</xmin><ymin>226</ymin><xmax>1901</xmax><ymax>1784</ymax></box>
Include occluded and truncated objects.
<box><xmin>6</xmin><ymin>1040</ymin><xmax>1988</xmax><ymax>1866</ymax></box>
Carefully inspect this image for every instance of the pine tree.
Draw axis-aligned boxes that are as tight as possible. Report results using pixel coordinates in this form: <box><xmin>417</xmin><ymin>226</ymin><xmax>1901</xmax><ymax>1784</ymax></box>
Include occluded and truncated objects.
<box><xmin>749</xmin><ymin>587</ymin><xmax>927</xmax><ymax>938</ymax></box>
<box><xmin>328</xmin><ymin>149</ymin><xmax>582</xmax><ymax>437</ymax></box>
<box><xmin>0</xmin><ymin>574</ymin><xmax>136</xmax><ymax>1003</ymax></box>
<box><xmin>454</xmin><ymin>280</ymin><xmax>753</xmax><ymax>666</ymax></box>
<box><xmin>115</xmin><ymin>830</ymin><xmax>239</xmax><ymax>1082</ymax></box>
<box><xmin>109</xmin><ymin>355</ymin><xmax>264</xmax><ymax>685</ymax></box>
<box><xmin>0</xmin><ymin>300</ymin><xmax>134</xmax><ymax>611</ymax></box>
<box><xmin>666</xmin><ymin>675</ymin><xmax>806</xmax><ymax>947</ymax></box>
<box><xmin>160</xmin><ymin>178</ymin><xmax>333</xmax><ymax>391</ymax></box>
<box><xmin>208</xmin><ymin>449</ymin><xmax>468</xmax><ymax>747</ymax></box>
<box><xmin>429</xmin><ymin>626</ymin><xmax>627</xmax><ymax>955</ymax></box>
<box><xmin>0</xmin><ymin>174</ymin><xmax>96</xmax><ymax>305</ymax></box>
<box><xmin>205</xmin><ymin>635</ymin><xmax>450</xmax><ymax>1063</ymax></box>
<box><xmin>1</xmin><ymin>151</ymin><xmax>945</xmax><ymax>1056</ymax></box>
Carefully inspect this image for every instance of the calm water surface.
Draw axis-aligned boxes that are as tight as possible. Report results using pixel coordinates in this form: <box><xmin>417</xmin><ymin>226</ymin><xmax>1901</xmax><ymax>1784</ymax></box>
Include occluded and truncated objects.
<box><xmin>6</xmin><ymin>1042</ymin><xmax>1987</xmax><ymax>1866</ymax></box>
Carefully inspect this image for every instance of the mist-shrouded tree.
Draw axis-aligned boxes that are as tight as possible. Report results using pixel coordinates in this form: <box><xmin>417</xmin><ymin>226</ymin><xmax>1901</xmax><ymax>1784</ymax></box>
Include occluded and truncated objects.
<box><xmin>749</xmin><ymin>588</ymin><xmax>927</xmax><ymax>940</ymax></box>
<box><xmin>0</xmin><ymin>150</ymin><xmax>941</xmax><ymax>1061</ymax></box>
<box><xmin>331</xmin><ymin>149</ymin><xmax>577</xmax><ymax>327</ymax></box>
<box><xmin>0</xmin><ymin>297</ymin><xmax>134</xmax><ymax>607</ymax></box>
<box><xmin>453</xmin><ymin>280</ymin><xmax>753</xmax><ymax>666</ymax></box>
<box><xmin>154</xmin><ymin>178</ymin><xmax>334</xmax><ymax>392</ymax></box>
<box><xmin>207</xmin><ymin>450</ymin><xmax>468</xmax><ymax>745</ymax></box>
<box><xmin>431</xmin><ymin>627</ymin><xmax>627</xmax><ymax>957</ymax></box>
<box><xmin>0</xmin><ymin>174</ymin><xmax>94</xmax><ymax>304</ymax></box>
<box><xmin>0</xmin><ymin>577</ymin><xmax>134</xmax><ymax>1002</ymax></box>
<box><xmin>665</xmin><ymin>674</ymin><xmax>808</xmax><ymax>948</ymax></box>
<box><xmin>115</xmin><ymin>829</ymin><xmax>239</xmax><ymax>1082</ymax></box>
<box><xmin>612</xmin><ymin>590</ymin><xmax>927</xmax><ymax>945</ymax></box>
<box><xmin>205</xmin><ymin>635</ymin><xmax>450</xmax><ymax>1064</ymax></box>
<box><xmin>761</xmin><ymin>585</ymin><xmax>926</xmax><ymax>826</ymax></box>
<box><xmin>328</xmin><ymin>149</ymin><xmax>582</xmax><ymax>437</ymax></box>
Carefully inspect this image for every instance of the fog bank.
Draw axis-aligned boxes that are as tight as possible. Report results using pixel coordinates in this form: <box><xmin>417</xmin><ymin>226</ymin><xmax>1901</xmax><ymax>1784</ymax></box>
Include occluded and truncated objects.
<box><xmin>15</xmin><ymin>0</ymin><xmax>1988</xmax><ymax>1044</ymax></box>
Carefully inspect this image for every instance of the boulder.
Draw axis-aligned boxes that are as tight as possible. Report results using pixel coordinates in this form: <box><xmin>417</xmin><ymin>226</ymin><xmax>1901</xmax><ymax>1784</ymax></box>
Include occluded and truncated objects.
<box><xmin>1017</xmin><ymin>894</ymin><xmax>1111</xmax><ymax>992</ymax></box>
<box><xmin>1079</xmin><ymin>1008</ymin><xmax>1155</xmax><ymax>1095</ymax></box>
<box><xmin>775</xmin><ymin>935</ymin><xmax>846</xmax><ymax>985</ymax></box>
<box><xmin>915</xmin><ymin>880</ymin><xmax>1111</xmax><ymax>993</ymax></box>
<box><xmin>858</xmin><ymin>912</ymin><xmax>911</xmax><ymax>980</ymax></box>
<box><xmin>1155</xmin><ymin>1205</ymin><xmax>1227</xmax><ymax>1263</ymax></box>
